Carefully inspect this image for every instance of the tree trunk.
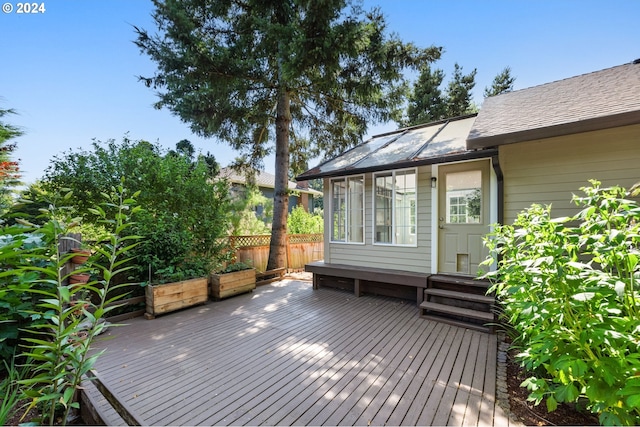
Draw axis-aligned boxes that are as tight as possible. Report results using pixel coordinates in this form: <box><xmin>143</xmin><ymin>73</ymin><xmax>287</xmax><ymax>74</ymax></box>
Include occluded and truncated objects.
<box><xmin>267</xmin><ymin>88</ymin><xmax>291</xmax><ymax>271</ymax></box>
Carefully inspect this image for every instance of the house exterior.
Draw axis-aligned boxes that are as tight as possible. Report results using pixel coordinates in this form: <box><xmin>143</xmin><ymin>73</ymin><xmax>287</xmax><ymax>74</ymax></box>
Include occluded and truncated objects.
<box><xmin>468</xmin><ymin>61</ymin><xmax>640</xmax><ymax>224</ymax></box>
<box><xmin>298</xmin><ymin>61</ymin><xmax>640</xmax><ymax>317</ymax></box>
<box><xmin>220</xmin><ymin>167</ymin><xmax>322</xmax><ymax>214</ymax></box>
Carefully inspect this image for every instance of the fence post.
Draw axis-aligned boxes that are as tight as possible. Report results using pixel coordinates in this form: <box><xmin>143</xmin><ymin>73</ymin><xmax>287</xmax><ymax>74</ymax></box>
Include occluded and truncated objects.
<box><xmin>228</xmin><ymin>236</ymin><xmax>237</xmax><ymax>264</ymax></box>
<box><xmin>286</xmin><ymin>234</ymin><xmax>291</xmax><ymax>272</ymax></box>
<box><xmin>60</xmin><ymin>233</ymin><xmax>82</xmax><ymax>284</ymax></box>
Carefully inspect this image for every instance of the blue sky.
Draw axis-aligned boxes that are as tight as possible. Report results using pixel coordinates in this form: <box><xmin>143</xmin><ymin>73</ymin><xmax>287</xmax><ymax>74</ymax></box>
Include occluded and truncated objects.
<box><xmin>2</xmin><ymin>0</ymin><xmax>639</xmax><ymax>185</ymax></box>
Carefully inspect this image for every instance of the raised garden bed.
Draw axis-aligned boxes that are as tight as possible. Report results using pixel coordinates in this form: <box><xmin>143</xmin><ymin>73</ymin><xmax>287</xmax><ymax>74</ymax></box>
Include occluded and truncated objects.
<box><xmin>210</xmin><ymin>269</ymin><xmax>256</xmax><ymax>300</ymax></box>
<box><xmin>145</xmin><ymin>277</ymin><xmax>209</xmax><ymax>319</ymax></box>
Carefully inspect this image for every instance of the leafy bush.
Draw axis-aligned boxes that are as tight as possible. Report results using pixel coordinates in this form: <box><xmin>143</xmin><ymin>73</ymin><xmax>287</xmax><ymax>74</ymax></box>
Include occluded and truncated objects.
<box><xmin>0</xmin><ymin>185</ymin><xmax>141</xmax><ymax>425</ymax></box>
<box><xmin>483</xmin><ymin>180</ymin><xmax>640</xmax><ymax>426</ymax></box>
<box><xmin>42</xmin><ymin>137</ymin><xmax>231</xmax><ymax>282</ymax></box>
<box><xmin>0</xmin><ymin>354</ymin><xmax>30</xmax><ymax>425</ymax></box>
<box><xmin>228</xmin><ymin>185</ymin><xmax>271</xmax><ymax>236</ymax></box>
<box><xmin>0</xmin><ymin>209</ymin><xmax>58</xmax><ymax>365</ymax></box>
<box><xmin>217</xmin><ymin>261</ymin><xmax>253</xmax><ymax>274</ymax></box>
<box><xmin>287</xmin><ymin>205</ymin><xmax>323</xmax><ymax>234</ymax></box>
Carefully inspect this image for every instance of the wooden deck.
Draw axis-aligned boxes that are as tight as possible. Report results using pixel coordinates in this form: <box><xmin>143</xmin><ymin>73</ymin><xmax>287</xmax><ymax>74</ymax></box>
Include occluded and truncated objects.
<box><xmin>90</xmin><ymin>276</ymin><xmax>513</xmax><ymax>426</ymax></box>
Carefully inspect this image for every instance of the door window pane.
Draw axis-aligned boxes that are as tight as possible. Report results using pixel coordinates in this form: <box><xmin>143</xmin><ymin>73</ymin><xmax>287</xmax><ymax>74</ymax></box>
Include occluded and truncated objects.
<box><xmin>445</xmin><ymin>170</ymin><xmax>482</xmax><ymax>224</ymax></box>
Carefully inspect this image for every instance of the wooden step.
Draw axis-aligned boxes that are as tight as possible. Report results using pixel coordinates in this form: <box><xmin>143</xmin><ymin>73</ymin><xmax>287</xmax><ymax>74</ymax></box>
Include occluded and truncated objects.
<box><xmin>424</xmin><ymin>288</ymin><xmax>495</xmax><ymax>304</ymax></box>
<box><xmin>419</xmin><ymin>301</ymin><xmax>494</xmax><ymax>322</ymax></box>
<box><xmin>420</xmin><ymin>314</ymin><xmax>492</xmax><ymax>333</ymax></box>
<box><xmin>428</xmin><ymin>274</ymin><xmax>491</xmax><ymax>289</ymax></box>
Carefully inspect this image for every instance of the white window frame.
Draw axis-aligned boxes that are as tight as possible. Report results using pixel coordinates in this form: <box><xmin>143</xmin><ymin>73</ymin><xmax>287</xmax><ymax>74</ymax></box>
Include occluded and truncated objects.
<box><xmin>372</xmin><ymin>168</ymin><xmax>418</xmax><ymax>247</ymax></box>
<box><xmin>330</xmin><ymin>175</ymin><xmax>365</xmax><ymax>244</ymax></box>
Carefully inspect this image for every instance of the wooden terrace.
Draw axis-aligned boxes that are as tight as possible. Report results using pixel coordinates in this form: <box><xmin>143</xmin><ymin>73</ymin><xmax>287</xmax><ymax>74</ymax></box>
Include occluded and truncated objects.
<box><xmin>87</xmin><ymin>275</ymin><xmax>514</xmax><ymax>426</ymax></box>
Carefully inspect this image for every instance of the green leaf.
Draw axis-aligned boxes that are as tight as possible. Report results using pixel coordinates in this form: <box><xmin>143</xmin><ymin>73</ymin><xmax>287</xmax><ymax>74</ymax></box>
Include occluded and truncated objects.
<box><xmin>93</xmin><ymin>307</ymin><xmax>104</xmax><ymax>319</ymax></box>
<box><xmin>59</xmin><ymin>286</ymin><xmax>70</xmax><ymax>303</ymax></box>
<box><xmin>599</xmin><ymin>411</ymin><xmax>622</xmax><ymax>426</ymax></box>
<box><xmin>555</xmin><ymin>383</ymin><xmax>580</xmax><ymax>403</ymax></box>
<box><xmin>626</xmin><ymin>394</ymin><xmax>640</xmax><ymax>409</ymax></box>
<box><xmin>546</xmin><ymin>394</ymin><xmax>558</xmax><ymax>412</ymax></box>
<box><xmin>83</xmin><ymin>309</ymin><xmax>96</xmax><ymax>324</ymax></box>
<box><xmin>572</xmin><ymin>292</ymin><xmax>595</xmax><ymax>301</ymax></box>
<box><xmin>79</xmin><ymin>352</ymin><xmax>103</xmax><ymax>376</ymax></box>
<box><xmin>62</xmin><ymin>386</ymin><xmax>75</xmax><ymax>406</ymax></box>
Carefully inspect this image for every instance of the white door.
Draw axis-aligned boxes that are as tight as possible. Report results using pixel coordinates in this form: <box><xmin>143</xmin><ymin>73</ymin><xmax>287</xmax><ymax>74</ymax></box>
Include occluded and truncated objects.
<box><xmin>437</xmin><ymin>160</ymin><xmax>491</xmax><ymax>276</ymax></box>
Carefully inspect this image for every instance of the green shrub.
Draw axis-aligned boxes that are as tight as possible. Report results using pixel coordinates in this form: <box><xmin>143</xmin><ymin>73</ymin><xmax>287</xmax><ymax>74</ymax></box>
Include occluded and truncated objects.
<box><xmin>228</xmin><ymin>185</ymin><xmax>271</xmax><ymax>236</ymax></box>
<box><xmin>14</xmin><ymin>185</ymin><xmax>141</xmax><ymax>425</ymax></box>
<box><xmin>0</xmin><ymin>354</ymin><xmax>31</xmax><ymax>425</ymax></box>
<box><xmin>218</xmin><ymin>261</ymin><xmax>253</xmax><ymax>274</ymax></box>
<box><xmin>42</xmin><ymin>137</ymin><xmax>231</xmax><ymax>282</ymax></box>
<box><xmin>287</xmin><ymin>205</ymin><xmax>323</xmax><ymax>234</ymax></box>
<box><xmin>0</xmin><ymin>206</ymin><xmax>58</xmax><ymax>366</ymax></box>
<box><xmin>483</xmin><ymin>180</ymin><xmax>640</xmax><ymax>426</ymax></box>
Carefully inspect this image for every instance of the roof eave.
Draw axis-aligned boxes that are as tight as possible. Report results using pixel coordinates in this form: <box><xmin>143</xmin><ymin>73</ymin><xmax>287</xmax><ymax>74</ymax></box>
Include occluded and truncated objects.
<box><xmin>467</xmin><ymin>110</ymin><xmax>640</xmax><ymax>149</ymax></box>
<box><xmin>295</xmin><ymin>149</ymin><xmax>497</xmax><ymax>181</ymax></box>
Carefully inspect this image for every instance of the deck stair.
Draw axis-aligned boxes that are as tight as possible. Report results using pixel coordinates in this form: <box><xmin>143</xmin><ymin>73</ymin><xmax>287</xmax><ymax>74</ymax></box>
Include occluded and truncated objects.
<box><xmin>420</xmin><ymin>274</ymin><xmax>496</xmax><ymax>333</ymax></box>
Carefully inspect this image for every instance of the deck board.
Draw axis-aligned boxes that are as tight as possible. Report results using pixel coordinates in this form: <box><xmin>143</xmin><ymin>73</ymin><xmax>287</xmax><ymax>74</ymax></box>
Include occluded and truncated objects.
<box><xmin>91</xmin><ymin>277</ymin><xmax>506</xmax><ymax>426</ymax></box>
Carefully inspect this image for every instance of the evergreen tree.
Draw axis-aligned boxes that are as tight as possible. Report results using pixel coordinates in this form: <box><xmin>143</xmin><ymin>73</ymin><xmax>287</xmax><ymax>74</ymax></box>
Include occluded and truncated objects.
<box><xmin>134</xmin><ymin>0</ymin><xmax>440</xmax><ymax>269</ymax></box>
<box><xmin>0</xmin><ymin>107</ymin><xmax>22</xmax><ymax>215</ymax></box>
<box><xmin>445</xmin><ymin>63</ymin><xmax>477</xmax><ymax>117</ymax></box>
<box><xmin>403</xmin><ymin>62</ymin><xmax>515</xmax><ymax>126</ymax></box>
<box><xmin>176</xmin><ymin>139</ymin><xmax>195</xmax><ymax>160</ymax></box>
<box><xmin>404</xmin><ymin>65</ymin><xmax>446</xmax><ymax>126</ymax></box>
<box><xmin>484</xmin><ymin>66</ymin><xmax>516</xmax><ymax>97</ymax></box>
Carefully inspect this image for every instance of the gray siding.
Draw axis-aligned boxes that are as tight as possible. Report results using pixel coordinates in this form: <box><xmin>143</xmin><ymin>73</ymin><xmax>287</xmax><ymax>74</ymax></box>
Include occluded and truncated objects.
<box><xmin>501</xmin><ymin>124</ymin><xmax>640</xmax><ymax>223</ymax></box>
<box><xmin>325</xmin><ymin>166</ymin><xmax>432</xmax><ymax>274</ymax></box>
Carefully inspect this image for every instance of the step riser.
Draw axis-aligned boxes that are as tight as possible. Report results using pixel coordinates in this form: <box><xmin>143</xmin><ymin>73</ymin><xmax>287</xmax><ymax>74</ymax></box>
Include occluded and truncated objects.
<box><xmin>422</xmin><ymin>274</ymin><xmax>496</xmax><ymax>333</ymax></box>
<box><xmin>420</xmin><ymin>301</ymin><xmax>494</xmax><ymax>322</ymax></box>
<box><xmin>428</xmin><ymin>274</ymin><xmax>491</xmax><ymax>289</ymax></box>
<box><xmin>420</xmin><ymin>314</ymin><xmax>492</xmax><ymax>333</ymax></box>
<box><xmin>429</xmin><ymin>283</ymin><xmax>489</xmax><ymax>298</ymax></box>
<box><xmin>424</xmin><ymin>288</ymin><xmax>495</xmax><ymax>304</ymax></box>
<box><xmin>428</xmin><ymin>296</ymin><xmax>492</xmax><ymax>313</ymax></box>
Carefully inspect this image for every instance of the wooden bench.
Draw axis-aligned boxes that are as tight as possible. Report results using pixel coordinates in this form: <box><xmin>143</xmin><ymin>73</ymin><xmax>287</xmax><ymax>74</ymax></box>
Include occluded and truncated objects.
<box><xmin>305</xmin><ymin>261</ymin><xmax>429</xmax><ymax>305</ymax></box>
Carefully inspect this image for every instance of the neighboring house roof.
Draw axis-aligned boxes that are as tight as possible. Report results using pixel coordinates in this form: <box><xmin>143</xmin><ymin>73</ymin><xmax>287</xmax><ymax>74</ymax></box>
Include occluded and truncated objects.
<box><xmin>467</xmin><ymin>61</ymin><xmax>640</xmax><ymax>149</ymax></box>
<box><xmin>297</xmin><ymin>115</ymin><xmax>491</xmax><ymax>181</ymax></box>
<box><xmin>220</xmin><ymin>167</ymin><xmax>322</xmax><ymax>196</ymax></box>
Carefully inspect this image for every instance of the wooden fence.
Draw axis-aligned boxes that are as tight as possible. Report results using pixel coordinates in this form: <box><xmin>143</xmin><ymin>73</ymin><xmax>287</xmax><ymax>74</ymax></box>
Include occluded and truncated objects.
<box><xmin>59</xmin><ymin>233</ymin><xmax>323</xmax><ymax>322</ymax></box>
<box><xmin>228</xmin><ymin>233</ymin><xmax>323</xmax><ymax>272</ymax></box>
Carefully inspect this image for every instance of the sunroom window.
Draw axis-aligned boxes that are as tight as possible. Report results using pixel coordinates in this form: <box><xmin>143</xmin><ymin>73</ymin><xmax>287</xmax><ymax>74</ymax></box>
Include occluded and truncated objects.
<box><xmin>374</xmin><ymin>169</ymin><xmax>417</xmax><ymax>245</ymax></box>
<box><xmin>331</xmin><ymin>176</ymin><xmax>364</xmax><ymax>243</ymax></box>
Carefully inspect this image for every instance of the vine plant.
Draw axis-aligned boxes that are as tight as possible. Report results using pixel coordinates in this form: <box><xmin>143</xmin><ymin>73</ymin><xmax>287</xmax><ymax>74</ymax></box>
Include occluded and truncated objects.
<box><xmin>16</xmin><ymin>184</ymin><xmax>141</xmax><ymax>425</ymax></box>
<box><xmin>483</xmin><ymin>180</ymin><xmax>640</xmax><ymax>425</ymax></box>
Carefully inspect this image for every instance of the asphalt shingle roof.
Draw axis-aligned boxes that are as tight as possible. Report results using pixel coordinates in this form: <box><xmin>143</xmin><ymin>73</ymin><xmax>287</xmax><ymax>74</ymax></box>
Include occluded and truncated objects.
<box><xmin>467</xmin><ymin>61</ymin><xmax>640</xmax><ymax>148</ymax></box>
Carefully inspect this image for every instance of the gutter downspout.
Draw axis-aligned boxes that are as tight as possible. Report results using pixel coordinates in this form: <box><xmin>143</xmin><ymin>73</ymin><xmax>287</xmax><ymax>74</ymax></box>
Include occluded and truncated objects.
<box><xmin>491</xmin><ymin>153</ymin><xmax>504</xmax><ymax>225</ymax></box>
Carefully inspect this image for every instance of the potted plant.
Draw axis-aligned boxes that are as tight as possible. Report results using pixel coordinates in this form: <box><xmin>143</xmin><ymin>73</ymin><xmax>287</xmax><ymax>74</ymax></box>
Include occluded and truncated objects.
<box><xmin>210</xmin><ymin>261</ymin><xmax>256</xmax><ymax>300</ymax></box>
<box><xmin>144</xmin><ymin>257</ymin><xmax>212</xmax><ymax>319</ymax></box>
<box><xmin>69</xmin><ymin>247</ymin><xmax>91</xmax><ymax>264</ymax></box>
<box><xmin>69</xmin><ymin>272</ymin><xmax>91</xmax><ymax>285</ymax></box>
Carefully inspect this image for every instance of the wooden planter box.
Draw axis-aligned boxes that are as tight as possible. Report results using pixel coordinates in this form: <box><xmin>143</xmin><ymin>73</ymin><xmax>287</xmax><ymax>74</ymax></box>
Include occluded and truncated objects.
<box><xmin>210</xmin><ymin>269</ymin><xmax>256</xmax><ymax>300</ymax></box>
<box><xmin>145</xmin><ymin>277</ymin><xmax>209</xmax><ymax>319</ymax></box>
